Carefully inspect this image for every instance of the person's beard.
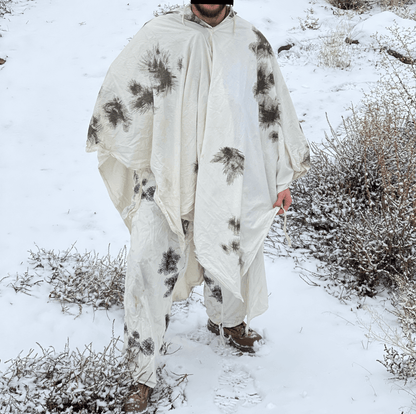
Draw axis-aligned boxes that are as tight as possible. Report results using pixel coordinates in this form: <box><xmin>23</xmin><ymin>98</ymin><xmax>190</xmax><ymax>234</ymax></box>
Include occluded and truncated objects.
<box><xmin>194</xmin><ymin>4</ymin><xmax>226</xmax><ymax>19</ymax></box>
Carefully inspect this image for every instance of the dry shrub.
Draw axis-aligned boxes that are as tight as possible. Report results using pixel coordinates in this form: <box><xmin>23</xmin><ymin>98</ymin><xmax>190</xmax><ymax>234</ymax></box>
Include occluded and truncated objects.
<box><xmin>379</xmin><ymin>0</ymin><xmax>415</xmax><ymax>7</ymax></box>
<box><xmin>289</xmin><ymin>115</ymin><xmax>416</xmax><ymax>295</ymax></box>
<box><xmin>0</xmin><ymin>336</ymin><xmax>188</xmax><ymax>413</ymax></box>
<box><xmin>377</xmin><ymin>271</ymin><xmax>416</xmax><ymax>382</ymax></box>
<box><xmin>271</xmin><ymin>27</ymin><xmax>416</xmax><ymax>297</ymax></box>
<box><xmin>298</xmin><ymin>8</ymin><xmax>321</xmax><ymax>30</ymax></box>
<box><xmin>0</xmin><ymin>247</ymin><xmax>196</xmax><ymax>412</ymax></box>
<box><xmin>388</xmin><ymin>5</ymin><xmax>416</xmax><ymax>20</ymax></box>
<box><xmin>153</xmin><ymin>3</ymin><xmax>181</xmax><ymax>17</ymax></box>
<box><xmin>0</xmin><ymin>0</ymin><xmax>11</xmax><ymax>18</ymax></box>
<box><xmin>318</xmin><ymin>23</ymin><xmax>353</xmax><ymax>69</ymax></box>
<box><xmin>326</xmin><ymin>0</ymin><xmax>414</xmax><ymax>10</ymax></box>
<box><xmin>30</xmin><ymin>245</ymin><xmax>126</xmax><ymax>312</ymax></box>
<box><xmin>326</xmin><ymin>0</ymin><xmax>367</xmax><ymax>10</ymax></box>
<box><xmin>7</xmin><ymin>270</ymin><xmax>44</xmax><ymax>295</ymax></box>
<box><xmin>7</xmin><ymin>245</ymin><xmax>201</xmax><ymax>321</ymax></box>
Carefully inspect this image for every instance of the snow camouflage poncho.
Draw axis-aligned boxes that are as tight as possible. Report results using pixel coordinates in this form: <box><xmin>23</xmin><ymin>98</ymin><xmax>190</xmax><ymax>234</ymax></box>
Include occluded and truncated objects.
<box><xmin>87</xmin><ymin>4</ymin><xmax>310</xmax><ymax>321</ymax></box>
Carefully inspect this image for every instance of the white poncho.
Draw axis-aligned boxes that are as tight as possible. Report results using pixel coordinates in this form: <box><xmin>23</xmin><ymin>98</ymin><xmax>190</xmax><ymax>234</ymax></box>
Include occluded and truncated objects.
<box><xmin>87</xmin><ymin>5</ymin><xmax>310</xmax><ymax>320</ymax></box>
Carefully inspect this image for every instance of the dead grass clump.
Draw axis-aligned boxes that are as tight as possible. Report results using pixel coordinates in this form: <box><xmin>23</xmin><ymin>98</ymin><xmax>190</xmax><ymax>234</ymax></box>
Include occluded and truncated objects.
<box><xmin>0</xmin><ymin>336</ymin><xmax>189</xmax><ymax>413</ymax></box>
<box><xmin>29</xmin><ymin>245</ymin><xmax>126</xmax><ymax>311</ymax></box>
<box><xmin>318</xmin><ymin>24</ymin><xmax>353</xmax><ymax>69</ymax></box>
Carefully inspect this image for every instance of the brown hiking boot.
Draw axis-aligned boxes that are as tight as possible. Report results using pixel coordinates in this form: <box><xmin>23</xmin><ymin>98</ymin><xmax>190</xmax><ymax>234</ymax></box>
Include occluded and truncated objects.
<box><xmin>207</xmin><ymin>319</ymin><xmax>262</xmax><ymax>353</ymax></box>
<box><xmin>123</xmin><ymin>383</ymin><xmax>152</xmax><ymax>413</ymax></box>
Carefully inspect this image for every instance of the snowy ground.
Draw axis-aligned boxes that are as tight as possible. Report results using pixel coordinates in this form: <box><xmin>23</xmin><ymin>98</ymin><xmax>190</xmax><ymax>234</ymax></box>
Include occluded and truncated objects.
<box><xmin>1</xmin><ymin>0</ymin><xmax>416</xmax><ymax>412</ymax></box>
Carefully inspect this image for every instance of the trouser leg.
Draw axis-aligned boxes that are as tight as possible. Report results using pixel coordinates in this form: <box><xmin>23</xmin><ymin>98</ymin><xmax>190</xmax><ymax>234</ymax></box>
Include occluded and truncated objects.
<box><xmin>203</xmin><ymin>270</ymin><xmax>247</xmax><ymax>328</ymax></box>
<box><xmin>204</xmin><ymin>246</ymin><xmax>267</xmax><ymax>328</ymax></box>
<box><xmin>123</xmin><ymin>177</ymin><xmax>187</xmax><ymax>388</ymax></box>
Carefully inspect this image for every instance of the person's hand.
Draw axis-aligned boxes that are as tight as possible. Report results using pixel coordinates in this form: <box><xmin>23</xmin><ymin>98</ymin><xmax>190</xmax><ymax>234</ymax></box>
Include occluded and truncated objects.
<box><xmin>273</xmin><ymin>188</ymin><xmax>292</xmax><ymax>215</ymax></box>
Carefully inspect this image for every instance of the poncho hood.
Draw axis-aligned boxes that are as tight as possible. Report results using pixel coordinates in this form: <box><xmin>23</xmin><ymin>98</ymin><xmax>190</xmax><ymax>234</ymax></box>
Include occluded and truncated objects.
<box><xmin>87</xmin><ymin>5</ymin><xmax>310</xmax><ymax>317</ymax></box>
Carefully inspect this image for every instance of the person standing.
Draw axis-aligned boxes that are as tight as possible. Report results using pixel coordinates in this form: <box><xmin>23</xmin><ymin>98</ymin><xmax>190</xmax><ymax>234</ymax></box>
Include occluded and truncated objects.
<box><xmin>87</xmin><ymin>1</ymin><xmax>310</xmax><ymax>412</ymax></box>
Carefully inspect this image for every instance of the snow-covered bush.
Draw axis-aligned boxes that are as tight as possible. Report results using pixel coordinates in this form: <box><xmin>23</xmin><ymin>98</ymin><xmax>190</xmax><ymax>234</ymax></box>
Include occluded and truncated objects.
<box><xmin>378</xmin><ymin>0</ymin><xmax>416</xmax><ymax>7</ymax></box>
<box><xmin>288</xmin><ymin>120</ymin><xmax>416</xmax><ymax>295</ymax></box>
<box><xmin>326</xmin><ymin>0</ymin><xmax>415</xmax><ymax>10</ymax></box>
<box><xmin>9</xmin><ymin>245</ymin><xmax>203</xmax><ymax>319</ymax></box>
<box><xmin>298</xmin><ymin>8</ymin><xmax>321</xmax><ymax>30</ymax></box>
<box><xmin>326</xmin><ymin>0</ymin><xmax>367</xmax><ymax>10</ymax></box>
<box><xmin>0</xmin><ymin>0</ymin><xmax>11</xmax><ymax>18</ymax></box>
<box><xmin>378</xmin><ymin>276</ymin><xmax>416</xmax><ymax>381</ymax></box>
<box><xmin>271</xmin><ymin>28</ymin><xmax>416</xmax><ymax>296</ymax></box>
<box><xmin>0</xmin><ymin>336</ymin><xmax>188</xmax><ymax>413</ymax></box>
<box><xmin>153</xmin><ymin>3</ymin><xmax>181</xmax><ymax>17</ymax></box>
<box><xmin>30</xmin><ymin>245</ymin><xmax>126</xmax><ymax>311</ymax></box>
<box><xmin>318</xmin><ymin>23</ymin><xmax>353</xmax><ymax>69</ymax></box>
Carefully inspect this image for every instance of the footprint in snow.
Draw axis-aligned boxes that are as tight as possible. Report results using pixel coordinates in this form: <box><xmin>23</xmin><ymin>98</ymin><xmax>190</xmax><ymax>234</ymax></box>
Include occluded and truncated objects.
<box><xmin>214</xmin><ymin>363</ymin><xmax>262</xmax><ymax>414</ymax></box>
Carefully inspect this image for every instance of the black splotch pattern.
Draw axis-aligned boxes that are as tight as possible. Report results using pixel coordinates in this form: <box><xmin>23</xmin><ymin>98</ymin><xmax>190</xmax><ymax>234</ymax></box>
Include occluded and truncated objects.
<box><xmin>221</xmin><ymin>244</ymin><xmax>230</xmax><ymax>255</ymax></box>
<box><xmin>103</xmin><ymin>97</ymin><xmax>131</xmax><ymax>132</ymax></box>
<box><xmin>259</xmin><ymin>96</ymin><xmax>280</xmax><ymax>130</ymax></box>
<box><xmin>163</xmin><ymin>273</ymin><xmax>179</xmax><ymax>298</ymax></box>
<box><xmin>133</xmin><ymin>177</ymin><xmax>155</xmax><ymax>201</ymax></box>
<box><xmin>269</xmin><ymin>131</ymin><xmax>279</xmax><ymax>143</ymax></box>
<box><xmin>158</xmin><ymin>248</ymin><xmax>181</xmax><ymax>275</ymax></box>
<box><xmin>132</xmin><ymin>331</ymin><xmax>140</xmax><ymax>340</ymax></box>
<box><xmin>182</xmin><ymin>219</ymin><xmax>190</xmax><ymax>236</ymax></box>
<box><xmin>133</xmin><ymin>172</ymin><xmax>141</xmax><ymax>194</ymax></box>
<box><xmin>249</xmin><ymin>27</ymin><xmax>281</xmax><ymax>132</ymax></box>
<box><xmin>128</xmin><ymin>80</ymin><xmax>154</xmax><ymax>114</ymax></box>
<box><xmin>228</xmin><ymin>217</ymin><xmax>240</xmax><ymax>236</ymax></box>
<box><xmin>177</xmin><ymin>57</ymin><xmax>184</xmax><ymax>71</ymax></box>
<box><xmin>128</xmin><ymin>336</ymin><xmax>140</xmax><ymax>349</ymax></box>
<box><xmin>203</xmin><ymin>271</ymin><xmax>214</xmax><ymax>287</ymax></box>
<box><xmin>141</xmin><ymin>186</ymin><xmax>156</xmax><ymax>202</ymax></box>
<box><xmin>127</xmin><ymin>332</ymin><xmax>154</xmax><ymax>356</ymax></box>
<box><xmin>253</xmin><ymin>63</ymin><xmax>275</xmax><ymax>98</ymax></box>
<box><xmin>88</xmin><ymin>115</ymin><xmax>102</xmax><ymax>145</ymax></box>
<box><xmin>230</xmin><ymin>240</ymin><xmax>240</xmax><ymax>253</ymax></box>
<box><xmin>141</xmin><ymin>45</ymin><xmax>176</xmax><ymax>95</ymax></box>
<box><xmin>249</xmin><ymin>28</ymin><xmax>274</xmax><ymax>59</ymax></box>
<box><xmin>211</xmin><ymin>147</ymin><xmax>245</xmax><ymax>185</ymax></box>
<box><xmin>141</xmin><ymin>338</ymin><xmax>155</xmax><ymax>356</ymax></box>
<box><xmin>220</xmin><ymin>239</ymin><xmax>241</xmax><ymax>256</ymax></box>
<box><xmin>210</xmin><ymin>285</ymin><xmax>223</xmax><ymax>304</ymax></box>
<box><xmin>203</xmin><ymin>271</ymin><xmax>222</xmax><ymax>304</ymax></box>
